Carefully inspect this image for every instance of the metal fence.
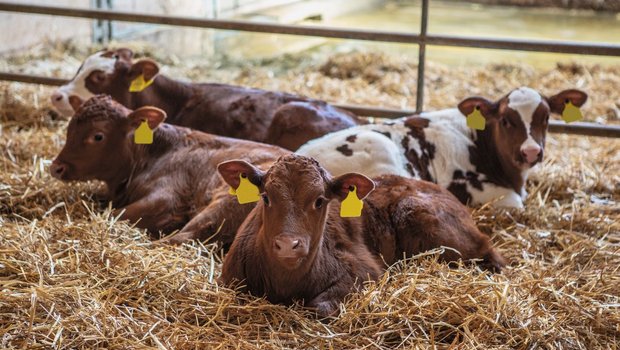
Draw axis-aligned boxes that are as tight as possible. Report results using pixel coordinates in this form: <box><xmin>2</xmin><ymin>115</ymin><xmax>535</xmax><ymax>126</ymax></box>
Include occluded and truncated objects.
<box><xmin>0</xmin><ymin>1</ymin><xmax>619</xmax><ymax>138</ymax></box>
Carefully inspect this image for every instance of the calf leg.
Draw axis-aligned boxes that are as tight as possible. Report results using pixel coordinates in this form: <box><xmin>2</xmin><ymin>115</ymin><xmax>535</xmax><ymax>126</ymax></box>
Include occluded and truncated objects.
<box><xmin>157</xmin><ymin>192</ymin><xmax>254</xmax><ymax>247</ymax></box>
<box><xmin>115</xmin><ymin>192</ymin><xmax>186</xmax><ymax>238</ymax></box>
<box><xmin>392</xmin><ymin>197</ymin><xmax>505</xmax><ymax>271</ymax></box>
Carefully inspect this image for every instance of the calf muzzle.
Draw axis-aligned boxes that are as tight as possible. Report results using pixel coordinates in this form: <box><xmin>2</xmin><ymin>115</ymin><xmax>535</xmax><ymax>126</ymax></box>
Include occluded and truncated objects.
<box><xmin>50</xmin><ymin>160</ymin><xmax>67</xmax><ymax>180</ymax></box>
<box><xmin>273</xmin><ymin>235</ymin><xmax>309</xmax><ymax>267</ymax></box>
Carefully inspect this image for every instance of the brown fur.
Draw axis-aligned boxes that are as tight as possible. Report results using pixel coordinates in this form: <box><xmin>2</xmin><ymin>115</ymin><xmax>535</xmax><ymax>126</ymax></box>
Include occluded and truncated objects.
<box><xmin>50</xmin><ymin>95</ymin><xmax>289</xmax><ymax>246</ymax></box>
<box><xmin>219</xmin><ymin>155</ymin><xmax>505</xmax><ymax>317</ymax></box>
<box><xmin>61</xmin><ymin>48</ymin><xmax>362</xmax><ymax>150</ymax></box>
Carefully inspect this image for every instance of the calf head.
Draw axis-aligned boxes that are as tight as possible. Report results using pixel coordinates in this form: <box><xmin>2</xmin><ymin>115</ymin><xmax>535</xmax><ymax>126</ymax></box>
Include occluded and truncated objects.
<box><xmin>51</xmin><ymin>48</ymin><xmax>160</xmax><ymax>116</ymax></box>
<box><xmin>50</xmin><ymin>95</ymin><xmax>166</xmax><ymax>182</ymax></box>
<box><xmin>458</xmin><ymin>87</ymin><xmax>587</xmax><ymax>170</ymax></box>
<box><xmin>218</xmin><ymin>155</ymin><xmax>375</xmax><ymax>271</ymax></box>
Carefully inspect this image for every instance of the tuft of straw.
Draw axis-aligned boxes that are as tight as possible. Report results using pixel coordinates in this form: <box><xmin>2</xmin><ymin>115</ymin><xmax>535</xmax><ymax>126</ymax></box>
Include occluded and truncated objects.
<box><xmin>1</xmin><ymin>44</ymin><xmax>618</xmax><ymax>349</ymax></box>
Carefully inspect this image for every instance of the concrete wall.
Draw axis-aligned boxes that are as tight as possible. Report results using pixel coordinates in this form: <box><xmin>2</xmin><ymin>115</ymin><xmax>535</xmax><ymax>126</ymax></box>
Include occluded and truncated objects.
<box><xmin>0</xmin><ymin>0</ymin><xmax>92</xmax><ymax>54</ymax></box>
<box><xmin>0</xmin><ymin>0</ymin><xmax>305</xmax><ymax>55</ymax></box>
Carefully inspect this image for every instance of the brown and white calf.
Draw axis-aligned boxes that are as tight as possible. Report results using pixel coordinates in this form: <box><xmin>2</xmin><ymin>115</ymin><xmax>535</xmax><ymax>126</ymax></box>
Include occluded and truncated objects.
<box><xmin>298</xmin><ymin>87</ymin><xmax>588</xmax><ymax>208</ymax></box>
<box><xmin>50</xmin><ymin>48</ymin><xmax>362</xmax><ymax>150</ymax></box>
<box><xmin>50</xmin><ymin>95</ymin><xmax>289</xmax><ymax>246</ymax></box>
<box><xmin>218</xmin><ymin>154</ymin><xmax>505</xmax><ymax>317</ymax></box>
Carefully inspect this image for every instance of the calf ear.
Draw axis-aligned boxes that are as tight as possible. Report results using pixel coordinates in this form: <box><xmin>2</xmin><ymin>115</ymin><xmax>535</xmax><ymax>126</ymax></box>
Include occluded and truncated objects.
<box><xmin>547</xmin><ymin>89</ymin><xmax>588</xmax><ymax>115</ymax></box>
<box><xmin>69</xmin><ymin>95</ymin><xmax>84</xmax><ymax>112</ymax></box>
<box><xmin>129</xmin><ymin>59</ymin><xmax>160</xmax><ymax>81</ymax></box>
<box><xmin>217</xmin><ymin>160</ymin><xmax>264</xmax><ymax>189</ymax></box>
<box><xmin>127</xmin><ymin>106</ymin><xmax>167</xmax><ymax>130</ymax></box>
<box><xmin>330</xmin><ymin>173</ymin><xmax>375</xmax><ymax>201</ymax></box>
<box><xmin>115</xmin><ymin>48</ymin><xmax>134</xmax><ymax>61</ymax></box>
<box><xmin>458</xmin><ymin>97</ymin><xmax>496</xmax><ymax>119</ymax></box>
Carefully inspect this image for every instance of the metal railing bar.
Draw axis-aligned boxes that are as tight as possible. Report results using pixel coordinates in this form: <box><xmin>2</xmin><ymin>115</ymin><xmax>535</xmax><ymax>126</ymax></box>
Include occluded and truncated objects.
<box><xmin>1</xmin><ymin>72</ymin><xmax>618</xmax><ymax>138</ymax></box>
<box><xmin>333</xmin><ymin>103</ymin><xmax>620</xmax><ymax>138</ymax></box>
<box><xmin>0</xmin><ymin>72</ymin><xmax>68</xmax><ymax>86</ymax></box>
<box><xmin>1</xmin><ymin>2</ymin><xmax>620</xmax><ymax>56</ymax></box>
<box><xmin>415</xmin><ymin>0</ymin><xmax>429</xmax><ymax>113</ymax></box>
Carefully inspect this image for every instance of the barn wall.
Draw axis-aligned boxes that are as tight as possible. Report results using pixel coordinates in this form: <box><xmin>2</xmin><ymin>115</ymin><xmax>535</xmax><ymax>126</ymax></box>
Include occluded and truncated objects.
<box><xmin>0</xmin><ymin>0</ymin><xmax>92</xmax><ymax>54</ymax></box>
<box><xmin>0</xmin><ymin>0</ymin><xmax>306</xmax><ymax>55</ymax></box>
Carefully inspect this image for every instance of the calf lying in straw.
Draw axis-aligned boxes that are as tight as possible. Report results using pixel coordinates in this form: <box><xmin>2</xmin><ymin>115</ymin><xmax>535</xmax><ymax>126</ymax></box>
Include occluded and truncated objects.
<box><xmin>50</xmin><ymin>48</ymin><xmax>362</xmax><ymax>150</ymax></box>
<box><xmin>50</xmin><ymin>95</ymin><xmax>288</xmax><ymax>246</ymax></box>
<box><xmin>218</xmin><ymin>154</ymin><xmax>505</xmax><ymax>316</ymax></box>
<box><xmin>298</xmin><ymin>87</ymin><xmax>588</xmax><ymax>208</ymax></box>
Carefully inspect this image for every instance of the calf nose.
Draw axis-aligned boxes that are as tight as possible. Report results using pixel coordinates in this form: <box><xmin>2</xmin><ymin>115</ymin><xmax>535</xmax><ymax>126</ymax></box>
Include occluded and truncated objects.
<box><xmin>51</xmin><ymin>91</ymin><xmax>64</xmax><ymax>105</ymax></box>
<box><xmin>50</xmin><ymin>161</ymin><xmax>66</xmax><ymax>179</ymax></box>
<box><xmin>521</xmin><ymin>146</ymin><xmax>541</xmax><ymax>163</ymax></box>
<box><xmin>274</xmin><ymin>236</ymin><xmax>300</xmax><ymax>252</ymax></box>
<box><xmin>273</xmin><ymin>235</ymin><xmax>304</xmax><ymax>258</ymax></box>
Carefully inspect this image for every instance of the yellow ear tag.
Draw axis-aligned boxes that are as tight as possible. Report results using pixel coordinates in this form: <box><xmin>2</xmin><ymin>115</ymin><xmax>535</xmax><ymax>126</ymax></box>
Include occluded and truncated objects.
<box><xmin>232</xmin><ymin>174</ymin><xmax>260</xmax><ymax>204</ymax></box>
<box><xmin>129</xmin><ymin>74</ymin><xmax>154</xmax><ymax>92</ymax></box>
<box><xmin>340</xmin><ymin>185</ymin><xmax>363</xmax><ymax>218</ymax></box>
<box><xmin>466</xmin><ymin>107</ymin><xmax>486</xmax><ymax>130</ymax></box>
<box><xmin>134</xmin><ymin>120</ymin><xmax>153</xmax><ymax>144</ymax></box>
<box><xmin>562</xmin><ymin>101</ymin><xmax>582</xmax><ymax>123</ymax></box>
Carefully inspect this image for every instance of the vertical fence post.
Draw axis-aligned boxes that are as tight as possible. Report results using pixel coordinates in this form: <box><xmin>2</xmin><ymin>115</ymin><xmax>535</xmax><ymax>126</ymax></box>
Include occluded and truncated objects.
<box><xmin>106</xmin><ymin>0</ymin><xmax>113</xmax><ymax>41</ymax></box>
<box><xmin>416</xmin><ymin>0</ymin><xmax>429</xmax><ymax>113</ymax></box>
<box><xmin>91</xmin><ymin>0</ymin><xmax>113</xmax><ymax>44</ymax></box>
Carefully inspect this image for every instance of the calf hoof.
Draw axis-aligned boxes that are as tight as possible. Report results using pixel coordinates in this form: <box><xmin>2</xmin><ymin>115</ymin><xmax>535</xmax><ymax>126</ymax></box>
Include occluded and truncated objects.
<box><xmin>309</xmin><ymin>300</ymin><xmax>339</xmax><ymax>318</ymax></box>
<box><xmin>154</xmin><ymin>232</ymin><xmax>196</xmax><ymax>246</ymax></box>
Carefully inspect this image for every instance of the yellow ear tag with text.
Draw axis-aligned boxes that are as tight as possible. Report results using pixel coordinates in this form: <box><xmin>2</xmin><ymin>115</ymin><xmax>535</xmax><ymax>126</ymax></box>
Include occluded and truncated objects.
<box><xmin>466</xmin><ymin>106</ymin><xmax>486</xmax><ymax>130</ymax></box>
<box><xmin>340</xmin><ymin>185</ymin><xmax>363</xmax><ymax>218</ymax></box>
<box><xmin>562</xmin><ymin>101</ymin><xmax>582</xmax><ymax>123</ymax></box>
<box><xmin>231</xmin><ymin>174</ymin><xmax>260</xmax><ymax>204</ymax></box>
<box><xmin>129</xmin><ymin>74</ymin><xmax>154</xmax><ymax>92</ymax></box>
<box><xmin>134</xmin><ymin>120</ymin><xmax>153</xmax><ymax>144</ymax></box>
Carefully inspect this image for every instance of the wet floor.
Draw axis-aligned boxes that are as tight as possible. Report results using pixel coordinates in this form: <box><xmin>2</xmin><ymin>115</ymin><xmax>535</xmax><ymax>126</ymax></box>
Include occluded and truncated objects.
<box><xmin>220</xmin><ymin>0</ymin><xmax>620</xmax><ymax>67</ymax></box>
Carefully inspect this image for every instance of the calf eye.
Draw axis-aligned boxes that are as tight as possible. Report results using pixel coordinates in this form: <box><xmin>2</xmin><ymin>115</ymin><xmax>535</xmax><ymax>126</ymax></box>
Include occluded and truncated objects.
<box><xmin>90</xmin><ymin>71</ymin><xmax>106</xmax><ymax>84</ymax></box>
<box><xmin>314</xmin><ymin>197</ymin><xmax>324</xmax><ymax>209</ymax></box>
<box><xmin>93</xmin><ymin>133</ymin><xmax>104</xmax><ymax>142</ymax></box>
<box><xmin>261</xmin><ymin>194</ymin><xmax>270</xmax><ymax>206</ymax></box>
<box><xmin>501</xmin><ymin>118</ymin><xmax>511</xmax><ymax>128</ymax></box>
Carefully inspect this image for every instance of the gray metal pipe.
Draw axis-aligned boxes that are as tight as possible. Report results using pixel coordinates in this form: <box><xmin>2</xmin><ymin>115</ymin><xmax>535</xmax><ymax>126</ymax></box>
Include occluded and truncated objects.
<box><xmin>1</xmin><ymin>2</ymin><xmax>620</xmax><ymax>56</ymax></box>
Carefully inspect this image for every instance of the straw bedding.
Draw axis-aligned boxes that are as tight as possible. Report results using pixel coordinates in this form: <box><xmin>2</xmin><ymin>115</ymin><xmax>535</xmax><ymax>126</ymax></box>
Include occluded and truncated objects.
<box><xmin>1</xmin><ymin>43</ymin><xmax>619</xmax><ymax>349</ymax></box>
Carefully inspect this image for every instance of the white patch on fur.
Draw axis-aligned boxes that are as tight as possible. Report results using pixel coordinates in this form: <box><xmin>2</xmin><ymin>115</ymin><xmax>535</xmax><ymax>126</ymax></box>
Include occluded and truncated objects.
<box><xmin>297</xmin><ymin>129</ymin><xmax>409</xmax><ymax>178</ymax></box>
<box><xmin>508</xmin><ymin>87</ymin><xmax>542</xmax><ymax>153</ymax></box>
<box><xmin>418</xmin><ymin>108</ymin><xmax>476</xmax><ymax>188</ymax></box>
<box><xmin>469</xmin><ymin>184</ymin><xmax>524</xmax><ymax>208</ymax></box>
<box><xmin>52</xmin><ymin>52</ymin><xmax>116</xmax><ymax>116</ymax></box>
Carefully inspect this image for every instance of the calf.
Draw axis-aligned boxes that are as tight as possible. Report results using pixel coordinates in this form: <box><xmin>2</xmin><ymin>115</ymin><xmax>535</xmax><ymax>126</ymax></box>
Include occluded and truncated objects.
<box><xmin>50</xmin><ymin>48</ymin><xmax>362</xmax><ymax>150</ymax></box>
<box><xmin>297</xmin><ymin>87</ymin><xmax>588</xmax><ymax>208</ymax></box>
<box><xmin>218</xmin><ymin>154</ymin><xmax>505</xmax><ymax>317</ymax></box>
<box><xmin>50</xmin><ymin>95</ymin><xmax>289</xmax><ymax>246</ymax></box>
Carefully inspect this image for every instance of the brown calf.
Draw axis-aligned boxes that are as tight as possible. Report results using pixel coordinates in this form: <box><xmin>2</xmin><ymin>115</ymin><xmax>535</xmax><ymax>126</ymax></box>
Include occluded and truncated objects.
<box><xmin>218</xmin><ymin>154</ymin><xmax>505</xmax><ymax>317</ymax></box>
<box><xmin>51</xmin><ymin>48</ymin><xmax>362</xmax><ymax>150</ymax></box>
<box><xmin>50</xmin><ymin>95</ymin><xmax>288</xmax><ymax>246</ymax></box>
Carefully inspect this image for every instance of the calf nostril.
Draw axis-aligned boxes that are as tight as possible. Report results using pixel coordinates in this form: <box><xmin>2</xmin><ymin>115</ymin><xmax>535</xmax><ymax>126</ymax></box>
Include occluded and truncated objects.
<box><xmin>274</xmin><ymin>241</ymin><xmax>281</xmax><ymax>251</ymax></box>
<box><xmin>291</xmin><ymin>240</ymin><xmax>300</xmax><ymax>250</ymax></box>
<box><xmin>54</xmin><ymin>165</ymin><xmax>65</xmax><ymax>174</ymax></box>
<box><xmin>51</xmin><ymin>92</ymin><xmax>63</xmax><ymax>102</ymax></box>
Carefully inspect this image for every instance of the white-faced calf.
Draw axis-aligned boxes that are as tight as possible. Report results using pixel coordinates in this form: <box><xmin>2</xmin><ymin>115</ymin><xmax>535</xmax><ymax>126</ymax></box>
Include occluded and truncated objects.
<box><xmin>297</xmin><ymin>87</ymin><xmax>588</xmax><ymax>208</ymax></box>
<box><xmin>50</xmin><ymin>95</ymin><xmax>288</xmax><ymax>245</ymax></box>
<box><xmin>51</xmin><ymin>48</ymin><xmax>362</xmax><ymax>150</ymax></box>
<box><xmin>218</xmin><ymin>154</ymin><xmax>505</xmax><ymax>317</ymax></box>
